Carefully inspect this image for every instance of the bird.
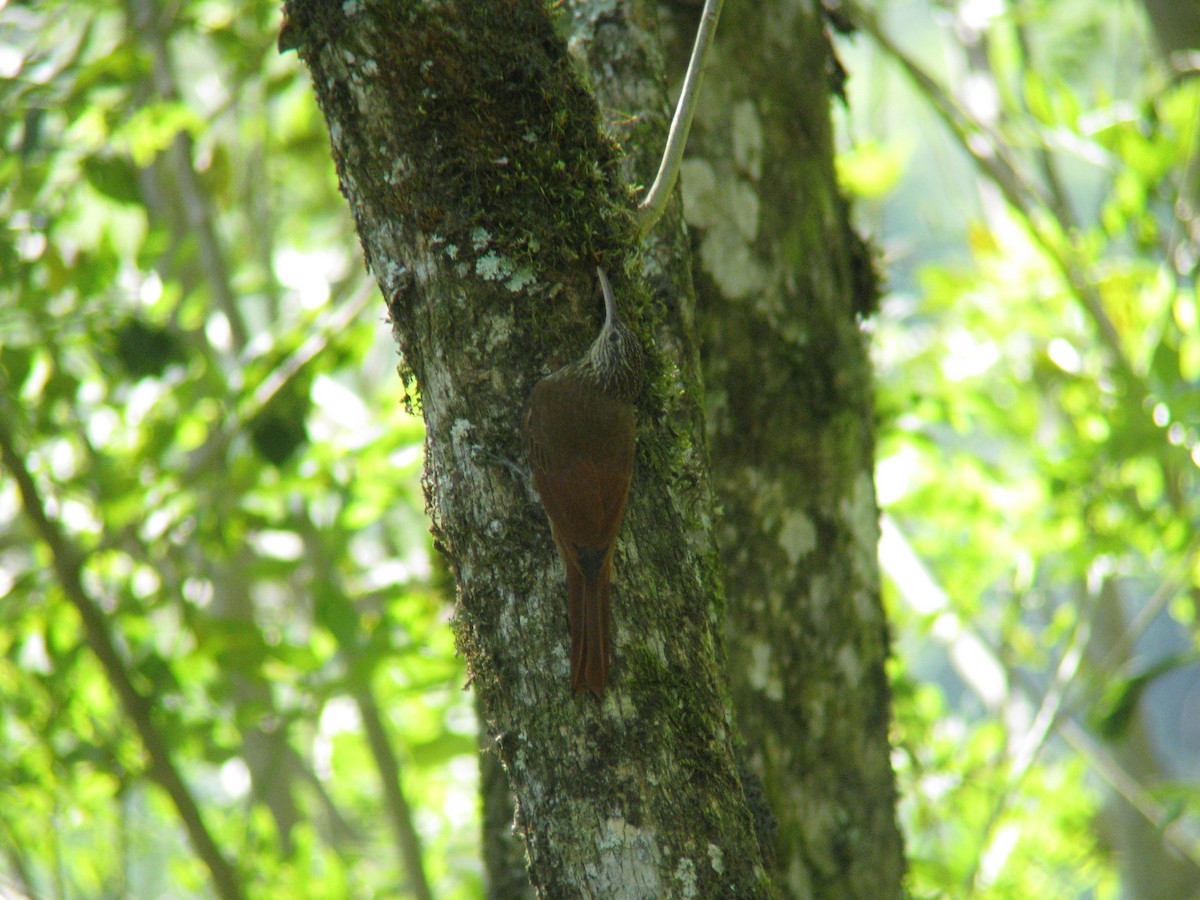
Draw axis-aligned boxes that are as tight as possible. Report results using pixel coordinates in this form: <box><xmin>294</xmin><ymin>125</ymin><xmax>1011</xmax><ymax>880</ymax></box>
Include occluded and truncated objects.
<box><xmin>524</xmin><ymin>267</ymin><xmax>644</xmax><ymax>696</ymax></box>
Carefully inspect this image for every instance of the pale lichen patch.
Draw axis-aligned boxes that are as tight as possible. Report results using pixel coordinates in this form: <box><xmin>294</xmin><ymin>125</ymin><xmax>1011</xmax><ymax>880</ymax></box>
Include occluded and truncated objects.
<box><xmin>778</xmin><ymin>509</ymin><xmax>816</xmax><ymax>568</ymax></box>
<box><xmin>731</xmin><ymin>100</ymin><xmax>763</xmax><ymax>180</ymax></box>
<box><xmin>730</xmin><ymin>179</ymin><xmax>759</xmax><ymax>241</ymax></box>
<box><xmin>837</xmin><ymin>642</ymin><xmax>862</xmax><ymax>686</ymax></box>
<box><xmin>674</xmin><ymin>856</ymin><xmax>698</xmax><ymax>899</ymax></box>
<box><xmin>699</xmin><ymin>222</ymin><xmax>768</xmax><ymax>299</ymax></box>
<box><xmin>593</xmin><ymin>817</ymin><xmax>663</xmax><ymax>896</ymax></box>
<box><xmin>747</xmin><ymin>641</ymin><xmax>782</xmax><ymax>701</ymax></box>
<box><xmin>708</xmin><ymin>842</ymin><xmax>725</xmax><ymax>874</ymax></box>
<box><xmin>680</xmin><ymin>158</ymin><xmax>719</xmax><ymax>228</ymax></box>
<box><xmin>505</xmin><ymin>266</ymin><xmax>536</xmax><ymax>291</ymax></box>
<box><xmin>841</xmin><ymin>472</ymin><xmax>882</xmax><ymax>623</ymax></box>
<box><xmin>476</xmin><ymin>251</ymin><xmax>514</xmax><ymax>281</ymax></box>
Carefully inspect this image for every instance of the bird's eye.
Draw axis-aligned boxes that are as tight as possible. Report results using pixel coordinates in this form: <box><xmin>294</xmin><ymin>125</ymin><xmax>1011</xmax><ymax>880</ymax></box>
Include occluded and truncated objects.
<box><xmin>608</xmin><ymin>332</ymin><xmax>620</xmax><ymax>343</ymax></box>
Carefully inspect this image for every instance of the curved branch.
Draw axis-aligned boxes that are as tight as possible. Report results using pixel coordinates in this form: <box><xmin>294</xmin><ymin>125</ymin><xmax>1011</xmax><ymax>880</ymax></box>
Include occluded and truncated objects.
<box><xmin>636</xmin><ymin>0</ymin><xmax>724</xmax><ymax>233</ymax></box>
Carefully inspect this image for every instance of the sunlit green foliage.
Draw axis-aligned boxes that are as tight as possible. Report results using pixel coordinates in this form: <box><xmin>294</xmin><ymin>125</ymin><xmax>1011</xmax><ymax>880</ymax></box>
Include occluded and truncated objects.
<box><xmin>1</xmin><ymin>0</ymin><xmax>475</xmax><ymax>895</ymax></box>
<box><xmin>842</xmin><ymin>0</ymin><xmax>1200</xmax><ymax>896</ymax></box>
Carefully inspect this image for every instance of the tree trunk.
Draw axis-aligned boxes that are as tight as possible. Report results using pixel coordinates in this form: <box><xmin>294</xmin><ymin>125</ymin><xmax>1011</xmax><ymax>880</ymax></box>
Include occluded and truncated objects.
<box><xmin>663</xmin><ymin>2</ymin><xmax>906</xmax><ymax>896</ymax></box>
<box><xmin>285</xmin><ymin>0</ymin><xmax>771</xmax><ymax>894</ymax></box>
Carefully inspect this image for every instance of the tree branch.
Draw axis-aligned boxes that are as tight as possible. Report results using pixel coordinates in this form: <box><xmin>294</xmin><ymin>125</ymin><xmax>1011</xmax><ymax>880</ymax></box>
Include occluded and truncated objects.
<box><xmin>125</xmin><ymin>0</ymin><xmax>249</xmax><ymax>350</ymax></box>
<box><xmin>352</xmin><ymin>687</ymin><xmax>433</xmax><ymax>900</ymax></box>
<box><xmin>637</xmin><ymin>0</ymin><xmax>724</xmax><ymax>233</ymax></box>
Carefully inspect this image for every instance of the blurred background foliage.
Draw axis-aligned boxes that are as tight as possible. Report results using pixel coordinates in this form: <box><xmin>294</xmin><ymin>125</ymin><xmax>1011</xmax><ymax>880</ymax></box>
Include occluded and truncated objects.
<box><xmin>839</xmin><ymin>0</ymin><xmax>1200</xmax><ymax>896</ymax></box>
<box><xmin>0</xmin><ymin>0</ymin><xmax>1198</xmax><ymax>898</ymax></box>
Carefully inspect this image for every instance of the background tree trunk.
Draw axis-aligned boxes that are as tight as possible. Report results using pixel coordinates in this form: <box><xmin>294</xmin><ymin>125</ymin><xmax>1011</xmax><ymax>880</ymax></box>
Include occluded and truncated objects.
<box><xmin>285</xmin><ymin>0</ymin><xmax>772</xmax><ymax>894</ymax></box>
<box><xmin>662</xmin><ymin>2</ymin><xmax>906</xmax><ymax>895</ymax></box>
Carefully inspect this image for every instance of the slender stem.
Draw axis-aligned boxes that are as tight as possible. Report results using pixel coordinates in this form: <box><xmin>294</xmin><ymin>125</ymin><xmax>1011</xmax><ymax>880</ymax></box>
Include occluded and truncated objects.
<box><xmin>126</xmin><ymin>0</ymin><xmax>249</xmax><ymax>350</ymax></box>
<box><xmin>0</xmin><ymin>417</ymin><xmax>246</xmax><ymax>900</ymax></box>
<box><xmin>637</xmin><ymin>0</ymin><xmax>724</xmax><ymax>233</ymax></box>
<box><xmin>353</xmin><ymin>687</ymin><xmax>434</xmax><ymax>900</ymax></box>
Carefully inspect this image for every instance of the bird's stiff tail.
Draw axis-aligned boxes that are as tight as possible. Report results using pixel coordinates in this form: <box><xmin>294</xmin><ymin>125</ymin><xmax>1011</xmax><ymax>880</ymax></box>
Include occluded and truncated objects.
<box><xmin>567</xmin><ymin>559</ymin><xmax>611</xmax><ymax>696</ymax></box>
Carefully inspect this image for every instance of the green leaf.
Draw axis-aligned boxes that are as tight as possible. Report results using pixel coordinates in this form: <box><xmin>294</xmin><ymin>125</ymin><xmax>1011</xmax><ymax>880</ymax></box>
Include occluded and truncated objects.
<box><xmin>836</xmin><ymin>139</ymin><xmax>907</xmax><ymax>199</ymax></box>
<box><xmin>82</xmin><ymin>153</ymin><xmax>143</xmax><ymax>205</ymax></box>
<box><xmin>1093</xmin><ymin>653</ymin><xmax>1200</xmax><ymax>740</ymax></box>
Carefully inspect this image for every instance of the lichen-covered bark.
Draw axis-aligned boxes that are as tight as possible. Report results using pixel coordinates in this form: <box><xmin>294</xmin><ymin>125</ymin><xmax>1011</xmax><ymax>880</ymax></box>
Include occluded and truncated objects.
<box><xmin>662</xmin><ymin>1</ymin><xmax>907</xmax><ymax>896</ymax></box>
<box><xmin>283</xmin><ymin>0</ymin><xmax>770</xmax><ymax>894</ymax></box>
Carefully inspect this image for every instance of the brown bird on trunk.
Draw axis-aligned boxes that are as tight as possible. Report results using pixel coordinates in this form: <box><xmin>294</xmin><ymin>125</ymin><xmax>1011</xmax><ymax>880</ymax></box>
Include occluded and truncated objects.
<box><xmin>524</xmin><ymin>267</ymin><xmax>644</xmax><ymax>696</ymax></box>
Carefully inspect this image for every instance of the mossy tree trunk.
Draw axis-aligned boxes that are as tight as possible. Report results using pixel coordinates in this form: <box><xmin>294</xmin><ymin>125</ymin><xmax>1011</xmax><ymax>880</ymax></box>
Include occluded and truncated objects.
<box><xmin>285</xmin><ymin>0</ymin><xmax>771</xmax><ymax>894</ymax></box>
<box><xmin>665</xmin><ymin>2</ymin><xmax>906</xmax><ymax>896</ymax></box>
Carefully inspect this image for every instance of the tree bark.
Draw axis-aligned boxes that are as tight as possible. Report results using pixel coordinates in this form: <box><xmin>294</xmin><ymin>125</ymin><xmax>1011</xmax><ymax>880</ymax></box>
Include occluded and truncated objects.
<box><xmin>285</xmin><ymin>0</ymin><xmax>771</xmax><ymax>894</ymax></box>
